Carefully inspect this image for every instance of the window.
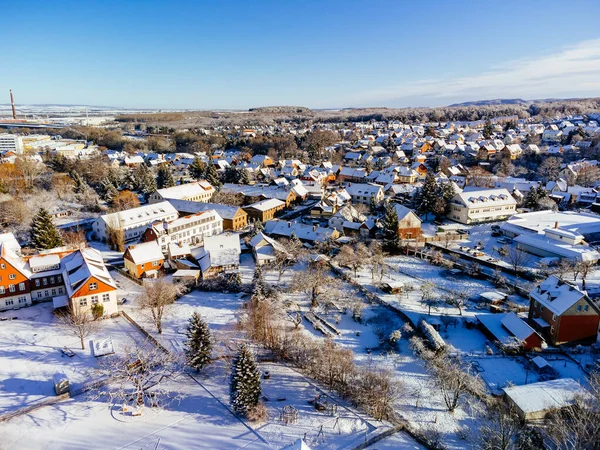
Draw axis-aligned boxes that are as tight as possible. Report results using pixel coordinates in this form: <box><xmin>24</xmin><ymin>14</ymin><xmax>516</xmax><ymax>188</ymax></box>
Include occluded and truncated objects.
<box><xmin>9</xmin><ymin>285</ymin><xmax>15</xmax><ymax>293</ymax></box>
<box><xmin>50</xmin><ymin>277</ymin><xmax>55</xmax><ymax>284</ymax></box>
<box><xmin>540</xmin><ymin>305</ymin><xmax>544</xmax><ymax>312</ymax></box>
<box><xmin>58</xmin><ymin>287</ymin><xmax>63</xmax><ymax>294</ymax></box>
<box><xmin>0</xmin><ymin>263</ymin><xmax>4</xmax><ymax>269</ymax></box>
<box><xmin>18</xmin><ymin>297</ymin><xmax>26</xmax><ymax>304</ymax></box>
<box><xmin>44</xmin><ymin>290</ymin><xmax>49</xmax><ymax>297</ymax></box>
<box><xmin>57</xmin><ymin>275</ymin><xmax>62</xmax><ymax>283</ymax></box>
<box><xmin>5</xmin><ymin>300</ymin><xmax>13</xmax><ymax>306</ymax></box>
<box><xmin>584</xmin><ymin>305</ymin><xmax>589</xmax><ymax>312</ymax></box>
<box><xmin>35</xmin><ymin>279</ymin><xmax>40</xmax><ymax>287</ymax></box>
<box><xmin>0</xmin><ymin>286</ymin><xmax>4</xmax><ymax>294</ymax></box>
<box><xmin>89</xmin><ymin>282</ymin><xmax>97</xmax><ymax>290</ymax></box>
<box><xmin>102</xmin><ymin>293</ymin><xmax>110</xmax><ymax>303</ymax></box>
<box><xmin>551</xmin><ymin>326</ymin><xmax>555</xmax><ymax>333</ymax></box>
<box><xmin>51</xmin><ymin>289</ymin><xmax>56</xmax><ymax>296</ymax></box>
<box><xmin>43</xmin><ymin>278</ymin><xmax>47</xmax><ymax>286</ymax></box>
<box><xmin>552</xmin><ymin>314</ymin><xmax>556</xmax><ymax>321</ymax></box>
<box><xmin>9</xmin><ymin>274</ymin><xmax>16</xmax><ymax>280</ymax></box>
<box><xmin>19</xmin><ymin>283</ymin><xmax>25</xmax><ymax>291</ymax></box>
<box><xmin>91</xmin><ymin>295</ymin><xmax>99</xmax><ymax>305</ymax></box>
<box><xmin>79</xmin><ymin>299</ymin><xmax>87</xmax><ymax>306</ymax></box>
<box><xmin>152</xmin><ymin>260</ymin><xmax>161</xmax><ymax>267</ymax></box>
<box><xmin>577</xmin><ymin>305</ymin><xmax>582</xmax><ymax>311</ymax></box>
<box><xmin>37</xmin><ymin>291</ymin><xmax>42</xmax><ymax>299</ymax></box>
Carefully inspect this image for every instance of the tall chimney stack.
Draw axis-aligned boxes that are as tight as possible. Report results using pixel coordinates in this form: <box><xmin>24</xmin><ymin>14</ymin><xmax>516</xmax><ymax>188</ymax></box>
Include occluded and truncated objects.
<box><xmin>9</xmin><ymin>90</ymin><xmax>16</xmax><ymax>120</ymax></box>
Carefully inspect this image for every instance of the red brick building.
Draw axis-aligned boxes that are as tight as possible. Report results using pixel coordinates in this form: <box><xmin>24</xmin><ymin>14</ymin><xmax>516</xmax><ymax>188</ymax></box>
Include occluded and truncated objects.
<box><xmin>529</xmin><ymin>275</ymin><xmax>600</xmax><ymax>345</ymax></box>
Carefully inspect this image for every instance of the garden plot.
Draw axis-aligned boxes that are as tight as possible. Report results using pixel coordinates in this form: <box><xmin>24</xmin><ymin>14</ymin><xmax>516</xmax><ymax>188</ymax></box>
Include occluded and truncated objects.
<box><xmin>0</xmin><ymin>375</ymin><xmax>269</xmax><ymax>450</ymax></box>
<box><xmin>0</xmin><ymin>303</ymin><xmax>142</xmax><ymax>415</ymax></box>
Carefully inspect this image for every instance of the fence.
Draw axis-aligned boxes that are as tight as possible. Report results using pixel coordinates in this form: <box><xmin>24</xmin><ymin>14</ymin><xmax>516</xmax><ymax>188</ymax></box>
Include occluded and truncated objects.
<box><xmin>0</xmin><ymin>393</ymin><xmax>70</xmax><ymax>423</ymax></box>
<box><xmin>109</xmin><ymin>266</ymin><xmax>143</xmax><ymax>286</ymax></box>
<box><xmin>120</xmin><ymin>311</ymin><xmax>170</xmax><ymax>354</ymax></box>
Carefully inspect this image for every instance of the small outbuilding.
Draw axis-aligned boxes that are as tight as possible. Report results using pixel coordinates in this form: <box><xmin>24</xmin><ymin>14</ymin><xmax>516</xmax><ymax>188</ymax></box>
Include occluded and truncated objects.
<box><xmin>503</xmin><ymin>378</ymin><xmax>583</xmax><ymax>421</ymax></box>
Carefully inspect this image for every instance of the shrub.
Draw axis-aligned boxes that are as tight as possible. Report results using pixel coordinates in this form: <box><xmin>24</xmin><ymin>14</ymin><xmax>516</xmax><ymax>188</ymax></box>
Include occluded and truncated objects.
<box><xmin>91</xmin><ymin>303</ymin><xmax>104</xmax><ymax>320</ymax></box>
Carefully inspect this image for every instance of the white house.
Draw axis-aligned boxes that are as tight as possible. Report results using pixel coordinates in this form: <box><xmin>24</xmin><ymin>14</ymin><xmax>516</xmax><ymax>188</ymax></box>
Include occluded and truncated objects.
<box><xmin>447</xmin><ymin>188</ymin><xmax>517</xmax><ymax>224</ymax></box>
<box><xmin>148</xmin><ymin>180</ymin><xmax>215</xmax><ymax>204</ymax></box>
<box><xmin>93</xmin><ymin>201</ymin><xmax>178</xmax><ymax>244</ymax></box>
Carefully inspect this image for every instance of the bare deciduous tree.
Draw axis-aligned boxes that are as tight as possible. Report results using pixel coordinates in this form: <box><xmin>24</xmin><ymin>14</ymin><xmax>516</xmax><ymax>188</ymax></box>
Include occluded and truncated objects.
<box><xmin>544</xmin><ymin>371</ymin><xmax>600</xmax><ymax>450</ymax></box>
<box><xmin>291</xmin><ymin>263</ymin><xmax>339</xmax><ymax>307</ymax></box>
<box><xmin>335</xmin><ymin>243</ymin><xmax>369</xmax><ymax>279</ymax></box>
<box><xmin>139</xmin><ymin>279</ymin><xmax>182</xmax><ymax>334</ymax></box>
<box><xmin>419</xmin><ymin>281</ymin><xmax>440</xmax><ymax>315</ymax></box>
<box><xmin>506</xmin><ymin>246</ymin><xmax>530</xmax><ymax>274</ymax></box>
<box><xmin>428</xmin><ymin>355</ymin><xmax>485</xmax><ymax>412</ymax></box>
<box><xmin>93</xmin><ymin>341</ymin><xmax>184</xmax><ymax>411</ymax></box>
<box><xmin>478</xmin><ymin>399</ymin><xmax>524</xmax><ymax>450</ymax></box>
<box><xmin>57</xmin><ymin>306</ymin><xmax>98</xmax><ymax>350</ymax></box>
<box><xmin>353</xmin><ymin>365</ymin><xmax>402</xmax><ymax>421</ymax></box>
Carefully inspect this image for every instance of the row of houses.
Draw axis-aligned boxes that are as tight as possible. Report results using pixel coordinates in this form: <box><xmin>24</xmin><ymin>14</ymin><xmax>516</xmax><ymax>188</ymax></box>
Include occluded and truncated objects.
<box><xmin>0</xmin><ymin>233</ymin><xmax>118</xmax><ymax>316</ymax></box>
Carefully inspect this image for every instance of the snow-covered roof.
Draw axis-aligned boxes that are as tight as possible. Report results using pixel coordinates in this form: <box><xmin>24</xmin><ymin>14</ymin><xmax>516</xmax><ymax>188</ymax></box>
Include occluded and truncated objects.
<box><xmin>514</xmin><ymin>233</ymin><xmax>600</xmax><ymax>262</ymax></box>
<box><xmin>244</xmin><ymin>198</ymin><xmax>286</xmax><ymax>212</ymax></box>
<box><xmin>62</xmin><ymin>248</ymin><xmax>116</xmax><ymax>298</ymax></box>
<box><xmin>155</xmin><ymin>180</ymin><xmax>214</xmax><ymax>200</ymax></box>
<box><xmin>530</xmin><ymin>275</ymin><xmax>588</xmax><ymax>316</ymax></box>
<box><xmin>503</xmin><ymin>378</ymin><xmax>582</xmax><ymax>415</ymax></box>
<box><xmin>168</xmin><ymin>200</ymin><xmax>244</xmax><ymax>221</ymax></box>
<box><xmin>100</xmin><ymin>201</ymin><xmax>178</xmax><ymax>229</ymax></box>
<box><xmin>125</xmin><ymin>241</ymin><xmax>164</xmax><ymax>265</ymax></box>
<box><xmin>264</xmin><ymin>220</ymin><xmax>337</xmax><ymax>243</ymax></box>
<box><xmin>202</xmin><ymin>234</ymin><xmax>241</xmax><ymax>267</ymax></box>
<box><xmin>453</xmin><ymin>188</ymin><xmax>516</xmax><ymax>208</ymax></box>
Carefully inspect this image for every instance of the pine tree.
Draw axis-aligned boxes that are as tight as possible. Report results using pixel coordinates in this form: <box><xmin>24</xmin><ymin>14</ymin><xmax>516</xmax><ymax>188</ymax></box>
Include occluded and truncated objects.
<box><xmin>237</xmin><ymin>167</ymin><xmax>250</xmax><ymax>185</ymax></box>
<box><xmin>189</xmin><ymin>157</ymin><xmax>206</xmax><ymax>180</ymax></box>
<box><xmin>100</xmin><ymin>178</ymin><xmax>119</xmax><ymax>202</ymax></box>
<box><xmin>72</xmin><ymin>172</ymin><xmax>88</xmax><ymax>194</ymax></box>
<box><xmin>483</xmin><ymin>119</ymin><xmax>493</xmax><ymax>139</ymax></box>
<box><xmin>133</xmin><ymin>164</ymin><xmax>157</xmax><ymax>197</ymax></box>
<box><xmin>369</xmin><ymin>195</ymin><xmax>378</xmax><ymax>215</ymax></box>
<box><xmin>382</xmin><ymin>203</ymin><xmax>400</xmax><ymax>253</ymax></box>
<box><xmin>251</xmin><ymin>264</ymin><xmax>267</xmax><ymax>302</ymax></box>
<box><xmin>418</xmin><ymin>172</ymin><xmax>439</xmax><ymax>220</ymax></box>
<box><xmin>205</xmin><ymin>162</ymin><xmax>221</xmax><ymax>188</ymax></box>
<box><xmin>230</xmin><ymin>344</ymin><xmax>261</xmax><ymax>416</ymax></box>
<box><xmin>156</xmin><ymin>165</ymin><xmax>175</xmax><ymax>189</ymax></box>
<box><xmin>185</xmin><ymin>312</ymin><xmax>212</xmax><ymax>371</ymax></box>
<box><xmin>30</xmin><ymin>208</ymin><xmax>64</xmax><ymax>250</ymax></box>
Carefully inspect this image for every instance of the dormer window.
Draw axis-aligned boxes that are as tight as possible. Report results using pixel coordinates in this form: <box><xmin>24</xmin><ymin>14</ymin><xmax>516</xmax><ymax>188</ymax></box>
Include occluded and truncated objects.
<box><xmin>89</xmin><ymin>282</ymin><xmax>98</xmax><ymax>290</ymax></box>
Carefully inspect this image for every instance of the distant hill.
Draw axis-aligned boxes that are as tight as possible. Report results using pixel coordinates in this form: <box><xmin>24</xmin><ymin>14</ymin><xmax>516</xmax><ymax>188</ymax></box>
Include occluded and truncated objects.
<box><xmin>449</xmin><ymin>99</ymin><xmax>530</xmax><ymax>107</ymax></box>
<box><xmin>248</xmin><ymin>106</ymin><xmax>312</xmax><ymax>114</ymax></box>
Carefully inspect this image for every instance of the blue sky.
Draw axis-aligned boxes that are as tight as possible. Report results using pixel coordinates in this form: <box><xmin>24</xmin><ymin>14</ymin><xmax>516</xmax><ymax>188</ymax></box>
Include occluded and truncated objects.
<box><xmin>2</xmin><ymin>0</ymin><xmax>600</xmax><ymax>109</ymax></box>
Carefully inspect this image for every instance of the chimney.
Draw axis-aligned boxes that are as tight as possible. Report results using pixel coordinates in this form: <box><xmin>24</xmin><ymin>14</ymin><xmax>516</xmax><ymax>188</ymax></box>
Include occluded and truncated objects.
<box><xmin>288</xmin><ymin>222</ymin><xmax>291</xmax><ymax>228</ymax></box>
<box><xmin>9</xmin><ymin>90</ymin><xmax>16</xmax><ymax>120</ymax></box>
<box><xmin>554</xmin><ymin>221</ymin><xmax>558</xmax><ymax>229</ymax></box>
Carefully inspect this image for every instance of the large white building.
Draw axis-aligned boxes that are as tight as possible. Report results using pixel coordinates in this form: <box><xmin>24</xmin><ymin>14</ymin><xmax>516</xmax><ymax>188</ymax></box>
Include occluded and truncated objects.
<box><xmin>148</xmin><ymin>180</ymin><xmax>215</xmax><ymax>204</ymax></box>
<box><xmin>0</xmin><ymin>133</ymin><xmax>23</xmax><ymax>154</ymax></box>
<box><xmin>141</xmin><ymin>209</ymin><xmax>223</xmax><ymax>251</ymax></box>
<box><xmin>447</xmin><ymin>188</ymin><xmax>517</xmax><ymax>224</ymax></box>
<box><xmin>93</xmin><ymin>201</ymin><xmax>178</xmax><ymax>244</ymax></box>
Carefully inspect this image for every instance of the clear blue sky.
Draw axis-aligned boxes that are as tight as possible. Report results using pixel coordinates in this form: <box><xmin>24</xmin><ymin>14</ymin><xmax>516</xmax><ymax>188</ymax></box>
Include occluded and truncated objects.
<box><xmin>2</xmin><ymin>0</ymin><xmax>600</xmax><ymax>109</ymax></box>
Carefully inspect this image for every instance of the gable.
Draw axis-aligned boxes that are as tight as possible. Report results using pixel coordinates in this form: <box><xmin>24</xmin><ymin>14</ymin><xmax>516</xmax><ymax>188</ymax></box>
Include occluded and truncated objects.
<box><xmin>72</xmin><ymin>275</ymin><xmax>116</xmax><ymax>298</ymax></box>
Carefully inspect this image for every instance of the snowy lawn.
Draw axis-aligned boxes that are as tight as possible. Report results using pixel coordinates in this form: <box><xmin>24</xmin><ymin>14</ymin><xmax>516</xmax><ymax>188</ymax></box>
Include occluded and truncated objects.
<box><xmin>0</xmin><ymin>303</ymin><xmax>142</xmax><ymax>415</ymax></box>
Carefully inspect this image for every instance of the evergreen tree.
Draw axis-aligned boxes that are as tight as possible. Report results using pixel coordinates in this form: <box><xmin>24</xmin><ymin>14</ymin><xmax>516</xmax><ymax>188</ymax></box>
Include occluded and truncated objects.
<box><xmin>369</xmin><ymin>195</ymin><xmax>378</xmax><ymax>215</ymax></box>
<box><xmin>30</xmin><ymin>208</ymin><xmax>64</xmax><ymax>250</ymax></box>
<box><xmin>483</xmin><ymin>119</ymin><xmax>493</xmax><ymax>139</ymax></box>
<box><xmin>133</xmin><ymin>164</ymin><xmax>157</xmax><ymax>197</ymax></box>
<box><xmin>72</xmin><ymin>172</ymin><xmax>88</xmax><ymax>194</ymax></box>
<box><xmin>237</xmin><ymin>167</ymin><xmax>250</xmax><ymax>185</ymax></box>
<box><xmin>185</xmin><ymin>312</ymin><xmax>212</xmax><ymax>371</ymax></box>
<box><xmin>251</xmin><ymin>264</ymin><xmax>267</xmax><ymax>302</ymax></box>
<box><xmin>230</xmin><ymin>344</ymin><xmax>261</xmax><ymax>416</ymax></box>
<box><xmin>382</xmin><ymin>203</ymin><xmax>400</xmax><ymax>253</ymax></box>
<box><xmin>189</xmin><ymin>157</ymin><xmax>206</xmax><ymax>180</ymax></box>
<box><xmin>205</xmin><ymin>162</ymin><xmax>221</xmax><ymax>188</ymax></box>
<box><xmin>100</xmin><ymin>178</ymin><xmax>119</xmax><ymax>202</ymax></box>
<box><xmin>418</xmin><ymin>172</ymin><xmax>439</xmax><ymax>220</ymax></box>
<box><xmin>156</xmin><ymin>165</ymin><xmax>175</xmax><ymax>189</ymax></box>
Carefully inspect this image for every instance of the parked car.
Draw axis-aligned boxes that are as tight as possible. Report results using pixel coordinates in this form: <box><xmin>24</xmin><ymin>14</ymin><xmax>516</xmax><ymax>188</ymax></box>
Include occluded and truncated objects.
<box><xmin>497</xmin><ymin>237</ymin><xmax>511</xmax><ymax>245</ymax></box>
<box><xmin>491</xmin><ymin>231</ymin><xmax>502</xmax><ymax>237</ymax></box>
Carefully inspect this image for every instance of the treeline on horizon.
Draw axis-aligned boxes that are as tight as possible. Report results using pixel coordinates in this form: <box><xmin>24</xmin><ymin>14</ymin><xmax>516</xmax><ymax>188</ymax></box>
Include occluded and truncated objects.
<box><xmin>112</xmin><ymin>98</ymin><xmax>600</xmax><ymax>128</ymax></box>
